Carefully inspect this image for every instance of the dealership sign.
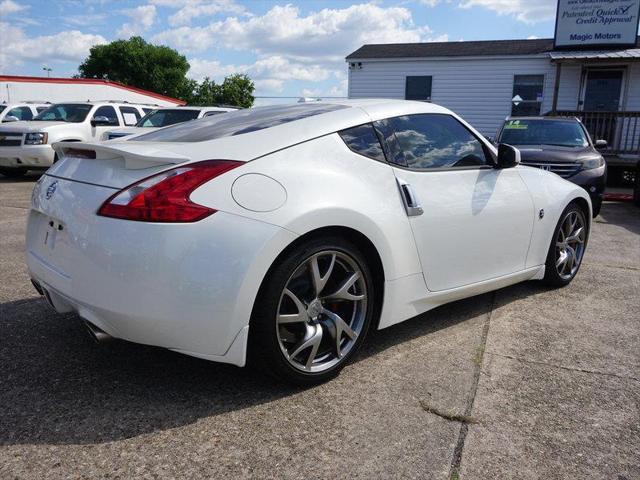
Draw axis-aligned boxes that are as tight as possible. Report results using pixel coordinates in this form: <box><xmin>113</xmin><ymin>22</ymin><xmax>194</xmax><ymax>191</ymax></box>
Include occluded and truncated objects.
<box><xmin>554</xmin><ymin>0</ymin><xmax>640</xmax><ymax>48</ymax></box>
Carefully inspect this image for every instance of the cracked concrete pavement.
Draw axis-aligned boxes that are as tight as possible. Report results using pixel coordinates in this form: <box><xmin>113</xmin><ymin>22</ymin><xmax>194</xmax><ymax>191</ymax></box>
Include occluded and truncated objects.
<box><xmin>0</xmin><ymin>173</ymin><xmax>638</xmax><ymax>479</ymax></box>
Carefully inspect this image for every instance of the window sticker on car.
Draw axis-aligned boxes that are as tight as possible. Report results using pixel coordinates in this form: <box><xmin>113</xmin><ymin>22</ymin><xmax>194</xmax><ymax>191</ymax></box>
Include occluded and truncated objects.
<box><xmin>504</xmin><ymin>120</ymin><xmax>528</xmax><ymax>130</ymax></box>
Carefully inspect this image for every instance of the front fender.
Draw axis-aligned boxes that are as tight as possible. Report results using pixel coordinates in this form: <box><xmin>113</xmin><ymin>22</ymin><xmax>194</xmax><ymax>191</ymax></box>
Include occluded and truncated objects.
<box><xmin>518</xmin><ymin>166</ymin><xmax>591</xmax><ymax>268</ymax></box>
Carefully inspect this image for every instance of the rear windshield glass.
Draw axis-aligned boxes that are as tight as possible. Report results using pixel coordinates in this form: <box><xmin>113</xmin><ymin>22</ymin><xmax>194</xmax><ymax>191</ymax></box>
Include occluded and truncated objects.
<box><xmin>131</xmin><ymin>103</ymin><xmax>347</xmax><ymax>143</ymax></box>
<box><xmin>137</xmin><ymin>109</ymin><xmax>201</xmax><ymax>127</ymax></box>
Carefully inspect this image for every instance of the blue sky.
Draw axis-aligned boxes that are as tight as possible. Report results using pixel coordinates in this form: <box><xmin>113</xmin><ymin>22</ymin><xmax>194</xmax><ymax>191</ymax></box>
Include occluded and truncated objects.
<box><xmin>1</xmin><ymin>0</ymin><xmax>559</xmax><ymax>100</ymax></box>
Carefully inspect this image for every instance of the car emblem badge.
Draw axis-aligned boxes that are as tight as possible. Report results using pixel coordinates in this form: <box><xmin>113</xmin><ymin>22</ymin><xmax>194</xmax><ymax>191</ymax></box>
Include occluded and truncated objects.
<box><xmin>45</xmin><ymin>181</ymin><xmax>58</xmax><ymax>200</ymax></box>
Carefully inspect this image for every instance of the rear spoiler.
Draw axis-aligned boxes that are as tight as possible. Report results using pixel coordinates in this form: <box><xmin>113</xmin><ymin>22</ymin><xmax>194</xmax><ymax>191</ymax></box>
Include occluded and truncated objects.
<box><xmin>52</xmin><ymin>142</ymin><xmax>190</xmax><ymax>170</ymax></box>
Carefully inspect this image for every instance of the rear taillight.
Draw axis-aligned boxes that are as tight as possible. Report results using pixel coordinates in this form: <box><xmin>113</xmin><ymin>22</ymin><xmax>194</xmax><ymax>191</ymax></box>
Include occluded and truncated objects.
<box><xmin>97</xmin><ymin>160</ymin><xmax>242</xmax><ymax>222</ymax></box>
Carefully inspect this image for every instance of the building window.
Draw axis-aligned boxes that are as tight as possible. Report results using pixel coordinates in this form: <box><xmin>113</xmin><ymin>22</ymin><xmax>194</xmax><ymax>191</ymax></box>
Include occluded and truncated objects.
<box><xmin>405</xmin><ymin>76</ymin><xmax>432</xmax><ymax>101</ymax></box>
<box><xmin>511</xmin><ymin>75</ymin><xmax>544</xmax><ymax>116</ymax></box>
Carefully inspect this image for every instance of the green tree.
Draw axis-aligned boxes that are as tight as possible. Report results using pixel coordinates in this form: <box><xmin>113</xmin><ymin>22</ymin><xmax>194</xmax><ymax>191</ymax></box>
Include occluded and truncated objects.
<box><xmin>78</xmin><ymin>37</ymin><xmax>190</xmax><ymax>99</ymax></box>
<box><xmin>78</xmin><ymin>37</ymin><xmax>255</xmax><ymax>108</ymax></box>
<box><xmin>218</xmin><ymin>74</ymin><xmax>255</xmax><ymax>108</ymax></box>
<box><xmin>183</xmin><ymin>74</ymin><xmax>255</xmax><ymax>108</ymax></box>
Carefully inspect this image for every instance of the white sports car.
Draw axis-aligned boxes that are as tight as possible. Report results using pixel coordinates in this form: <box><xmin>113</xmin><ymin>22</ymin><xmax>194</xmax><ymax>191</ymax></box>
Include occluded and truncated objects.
<box><xmin>26</xmin><ymin>99</ymin><xmax>591</xmax><ymax>385</ymax></box>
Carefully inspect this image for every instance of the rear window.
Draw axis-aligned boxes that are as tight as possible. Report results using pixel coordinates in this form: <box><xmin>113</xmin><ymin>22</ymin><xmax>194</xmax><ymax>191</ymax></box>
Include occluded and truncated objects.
<box><xmin>338</xmin><ymin>124</ymin><xmax>386</xmax><ymax>162</ymax></box>
<box><xmin>131</xmin><ymin>103</ymin><xmax>347</xmax><ymax>143</ymax></box>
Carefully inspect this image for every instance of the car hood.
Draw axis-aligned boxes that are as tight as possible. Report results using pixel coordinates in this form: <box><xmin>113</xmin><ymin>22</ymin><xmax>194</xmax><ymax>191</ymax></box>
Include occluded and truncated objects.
<box><xmin>515</xmin><ymin>145</ymin><xmax>600</xmax><ymax>163</ymax></box>
<box><xmin>0</xmin><ymin>121</ymin><xmax>71</xmax><ymax>133</ymax></box>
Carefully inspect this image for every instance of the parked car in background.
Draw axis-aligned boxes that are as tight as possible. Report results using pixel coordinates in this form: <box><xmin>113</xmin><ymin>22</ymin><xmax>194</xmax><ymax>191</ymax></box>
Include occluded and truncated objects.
<box><xmin>495</xmin><ymin>116</ymin><xmax>606</xmax><ymax>216</ymax></box>
<box><xmin>0</xmin><ymin>102</ymin><xmax>51</xmax><ymax>123</ymax></box>
<box><xmin>105</xmin><ymin>106</ymin><xmax>238</xmax><ymax>140</ymax></box>
<box><xmin>27</xmin><ymin>100</ymin><xmax>591</xmax><ymax>385</ymax></box>
<box><xmin>0</xmin><ymin>101</ymin><xmax>150</xmax><ymax>178</ymax></box>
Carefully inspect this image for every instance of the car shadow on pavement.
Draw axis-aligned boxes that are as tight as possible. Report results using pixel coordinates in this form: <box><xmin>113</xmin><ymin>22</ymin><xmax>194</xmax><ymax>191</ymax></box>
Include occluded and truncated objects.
<box><xmin>0</xmin><ymin>281</ymin><xmax>546</xmax><ymax>446</ymax></box>
<box><xmin>0</xmin><ymin>172</ymin><xmax>43</xmax><ymax>183</ymax></box>
<box><xmin>597</xmin><ymin>201</ymin><xmax>640</xmax><ymax>235</ymax></box>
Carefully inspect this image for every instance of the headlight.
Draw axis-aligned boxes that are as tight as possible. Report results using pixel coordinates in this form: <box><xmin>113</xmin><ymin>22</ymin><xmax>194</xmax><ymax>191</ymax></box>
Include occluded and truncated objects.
<box><xmin>580</xmin><ymin>156</ymin><xmax>604</xmax><ymax>170</ymax></box>
<box><xmin>24</xmin><ymin>132</ymin><xmax>48</xmax><ymax>145</ymax></box>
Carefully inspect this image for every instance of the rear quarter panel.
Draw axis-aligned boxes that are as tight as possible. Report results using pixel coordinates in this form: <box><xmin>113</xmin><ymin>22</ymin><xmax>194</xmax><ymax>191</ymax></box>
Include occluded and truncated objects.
<box><xmin>190</xmin><ymin>133</ymin><xmax>423</xmax><ymax>282</ymax></box>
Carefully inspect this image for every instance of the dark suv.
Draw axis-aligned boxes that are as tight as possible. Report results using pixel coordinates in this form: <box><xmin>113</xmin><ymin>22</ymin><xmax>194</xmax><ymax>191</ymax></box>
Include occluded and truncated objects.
<box><xmin>495</xmin><ymin>117</ymin><xmax>607</xmax><ymax>216</ymax></box>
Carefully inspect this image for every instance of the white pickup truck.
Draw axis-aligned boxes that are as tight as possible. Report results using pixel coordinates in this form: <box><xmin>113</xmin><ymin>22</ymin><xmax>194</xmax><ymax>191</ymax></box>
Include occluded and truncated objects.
<box><xmin>105</xmin><ymin>105</ymin><xmax>237</xmax><ymax>140</ymax></box>
<box><xmin>0</xmin><ymin>101</ymin><xmax>151</xmax><ymax>177</ymax></box>
<box><xmin>0</xmin><ymin>102</ymin><xmax>51</xmax><ymax>123</ymax></box>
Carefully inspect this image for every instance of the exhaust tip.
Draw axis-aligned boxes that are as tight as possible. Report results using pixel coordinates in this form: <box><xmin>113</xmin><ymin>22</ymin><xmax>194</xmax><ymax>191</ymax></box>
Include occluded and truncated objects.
<box><xmin>83</xmin><ymin>320</ymin><xmax>113</xmax><ymax>344</ymax></box>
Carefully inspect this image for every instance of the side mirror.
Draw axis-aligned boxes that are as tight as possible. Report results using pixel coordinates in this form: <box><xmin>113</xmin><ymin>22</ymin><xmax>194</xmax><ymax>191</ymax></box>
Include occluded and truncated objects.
<box><xmin>496</xmin><ymin>143</ymin><xmax>521</xmax><ymax>169</ymax></box>
<box><xmin>2</xmin><ymin>115</ymin><xmax>19</xmax><ymax>123</ymax></box>
<box><xmin>91</xmin><ymin>116</ymin><xmax>111</xmax><ymax>127</ymax></box>
<box><xmin>595</xmin><ymin>139</ymin><xmax>608</xmax><ymax>150</ymax></box>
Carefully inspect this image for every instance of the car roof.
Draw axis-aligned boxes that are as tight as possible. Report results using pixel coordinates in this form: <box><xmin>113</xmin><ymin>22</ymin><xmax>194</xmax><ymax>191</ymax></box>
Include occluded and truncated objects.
<box><xmin>46</xmin><ymin>101</ymin><xmax>152</xmax><ymax>107</ymax></box>
<box><xmin>105</xmin><ymin>99</ymin><xmax>459</xmax><ymax>162</ymax></box>
<box><xmin>506</xmin><ymin>116</ymin><xmax>580</xmax><ymax>122</ymax></box>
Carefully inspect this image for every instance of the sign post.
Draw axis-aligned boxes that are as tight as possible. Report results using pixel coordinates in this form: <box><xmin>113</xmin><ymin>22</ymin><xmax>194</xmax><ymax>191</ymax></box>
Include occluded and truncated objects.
<box><xmin>554</xmin><ymin>0</ymin><xmax>640</xmax><ymax>49</ymax></box>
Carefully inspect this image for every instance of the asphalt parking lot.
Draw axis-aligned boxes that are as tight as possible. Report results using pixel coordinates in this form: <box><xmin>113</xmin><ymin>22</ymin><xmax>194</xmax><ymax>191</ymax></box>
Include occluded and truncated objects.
<box><xmin>1</xmin><ymin>173</ymin><xmax>638</xmax><ymax>480</ymax></box>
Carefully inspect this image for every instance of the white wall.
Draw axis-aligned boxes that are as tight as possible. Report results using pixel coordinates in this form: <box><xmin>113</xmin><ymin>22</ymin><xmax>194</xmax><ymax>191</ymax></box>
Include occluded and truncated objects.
<box><xmin>0</xmin><ymin>81</ymin><xmax>182</xmax><ymax>107</ymax></box>
<box><xmin>348</xmin><ymin>55</ymin><xmax>583</xmax><ymax>136</ymax></box>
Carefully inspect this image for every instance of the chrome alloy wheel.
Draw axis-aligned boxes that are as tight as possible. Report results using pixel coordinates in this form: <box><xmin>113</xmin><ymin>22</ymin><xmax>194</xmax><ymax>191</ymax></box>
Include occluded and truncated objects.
<box><xmin>555</xmin><ymin>210</ymin><xmax>586</xmax><ymax>281</ymax></box>
<box><xmin>276</xmin><ymin>250</ymin><xmax>368</xmax><ymax>373</ymax></box>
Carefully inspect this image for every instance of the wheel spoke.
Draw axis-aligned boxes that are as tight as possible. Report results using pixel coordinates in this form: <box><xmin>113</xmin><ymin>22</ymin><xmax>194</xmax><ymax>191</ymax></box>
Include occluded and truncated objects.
<box><xmin>556</xmin><ymin>250</ymin><xmax>568</xmax><ymax>269</ymax></box>
<box><xmin>289</xmin><ymin>324</ymin><xmax>323</xmax><ymax>370</ymax></box>
<box><xmin>322</xmin><ymin>272</ymin><xmax>365</xmax><ymax>302</ymax></box>
<box><xmin>566</xmin><ymin>246</ymin><xmax>576</xmax><ymax>272</ymax></box>
<box><xmin>322</xmin><ymin>308</ymin><xmax>357</xmax><ymax>359</ymax></box>
<box><xmin>277</xmin><ymin>289</ymin><xmax>309</xmax><ymax>324</ymax></box>
<box><xmin>309</xmin><ymin>253</ymin><xmax>336</xmax><ymax>297</ymax></box>
<box><xmin>566</xmin><ymin>226</ymin><xmax>584</xmax><ymax>245</ymax></box>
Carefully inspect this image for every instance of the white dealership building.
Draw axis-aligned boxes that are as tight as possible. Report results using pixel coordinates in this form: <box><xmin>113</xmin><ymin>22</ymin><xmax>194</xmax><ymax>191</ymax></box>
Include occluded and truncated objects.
<box><xmin>346</xmin><ymin>0</ymin><xmax>640</xmax><ymax>165</ymax></box>
<box><xmin>0</xmin><ymin>75</ymin><xmax>185</xmax><ymax>107</ymax></box>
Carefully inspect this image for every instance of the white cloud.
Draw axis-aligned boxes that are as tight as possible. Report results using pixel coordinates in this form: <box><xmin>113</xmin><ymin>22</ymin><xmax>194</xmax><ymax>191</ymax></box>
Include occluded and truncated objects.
<box><xmin>166</xmin><ymin>0</ymin><xmax>248</xmax><ymax>26</ymax></box>
<box><xmin>117</xmin><ymin>5</ymin><xmax>157</xmax><ymax>38</ymax></box>
<box><xmin>0</xmin><ymin>22</ymin><xmax>107</xmax><ymax>71</ymax></box>
<box><xmin>188</xmin><ymin>55</ymin><xmax>332</xmax><ymax>93</ymax></box>
<box><xmin>153</xmin><ymin>3</ymin><xmax>443</xmax><ymax>97</ymax></box>
<box><xmin>153</xmin><ymin>3</ymin><xmax>431</xmax><ymax>62</ymax></box>
<box><xmin>0</xmin><ymin>0</ymin><xmax>27</xmax><ymax>15</ymax></box>
<box><xmin>458</xmin><ymin>0</ymin><xmax>556</xmax><ymax>23</ymax></box>
<box><xmin>419</xmin><ymin>0</ymin><xmax>440</xmax><ymax>6</ymax></box>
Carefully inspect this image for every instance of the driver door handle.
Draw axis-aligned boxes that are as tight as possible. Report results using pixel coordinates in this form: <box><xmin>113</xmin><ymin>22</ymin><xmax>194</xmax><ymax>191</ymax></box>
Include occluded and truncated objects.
<box><xmin>396</xmin><ymin>178</ymin><xmax>423</xmax><ymax>217</ymax></box>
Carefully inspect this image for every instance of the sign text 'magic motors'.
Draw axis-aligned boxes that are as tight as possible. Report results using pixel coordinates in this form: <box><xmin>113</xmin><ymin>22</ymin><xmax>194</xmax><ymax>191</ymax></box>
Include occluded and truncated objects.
<box><xmin>554</xmin><ymin>0</ymin><xmax>640</xmax><ymax>48</ymax></box>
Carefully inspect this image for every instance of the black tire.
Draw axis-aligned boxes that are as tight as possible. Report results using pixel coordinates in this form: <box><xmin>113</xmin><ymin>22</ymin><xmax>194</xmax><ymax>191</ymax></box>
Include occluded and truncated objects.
<box><xmin>249</xmin><ymin>236</ymin><xmax>375</xmax><ymax>386</ymax></box>
<box><xmin>543</xmin><ymin>202</ymin><xmax>589</xmax><ymax>288</ymax></box>
<box><xmin>591</xmin><ymin>197</ymin><xmax>602</xmax><ymax>217</ymax></box>
<box><xmin>0</xmin><ymin>167</ymin><xmax>27</xmax><ymax>178</ymax></box>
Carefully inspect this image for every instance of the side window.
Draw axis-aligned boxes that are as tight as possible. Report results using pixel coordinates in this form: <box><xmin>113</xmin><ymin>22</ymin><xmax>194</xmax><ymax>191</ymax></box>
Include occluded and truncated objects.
<box><xmin>93</xmin><ymin>106</ymin><xmax>119</xmax><ymax>126</ymax></box>
<box><xmin>119</xmin><ymin>106</ymin><xmax>141</xmax><ymax>126</ymax></box>
<box><xmin>381</xmin><ymin>114</ymin><xmax>489</xmax><ymax>170</ymax></box>
<box><xmin>338</xmin><ymin>124</ymin><xmax>386</xmax><ymax>162</ymax></box>
<box><xmin>6</xmin><ymin>107</ymin><xmax>33</xmax><ymax>120</ymax></box>
<box><xmin>405</xmin><ymin>76</ymin><xmax>432</xmax><ymax>101</ymax></box>
<box><xmin>36</xmin><ymin>106</ymin><xmax>49</xmax><ymax>113</ymax></box>
<box><xmin>511</xmin><ymin>75</ymin><xmax>544</xmax><ymax>116</ymax></box>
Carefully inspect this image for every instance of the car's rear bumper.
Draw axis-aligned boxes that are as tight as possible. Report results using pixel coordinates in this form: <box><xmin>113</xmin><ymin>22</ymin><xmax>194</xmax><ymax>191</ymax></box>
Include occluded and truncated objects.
<box><xmin>0</xmin><ymin>145</ymin><xmax>55</xmax><ymax>168</ymax></box>
<box><xmin>26</xmin><ymin>175</ymin><xmax>297</xmax><ymax>366</ymax></box>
